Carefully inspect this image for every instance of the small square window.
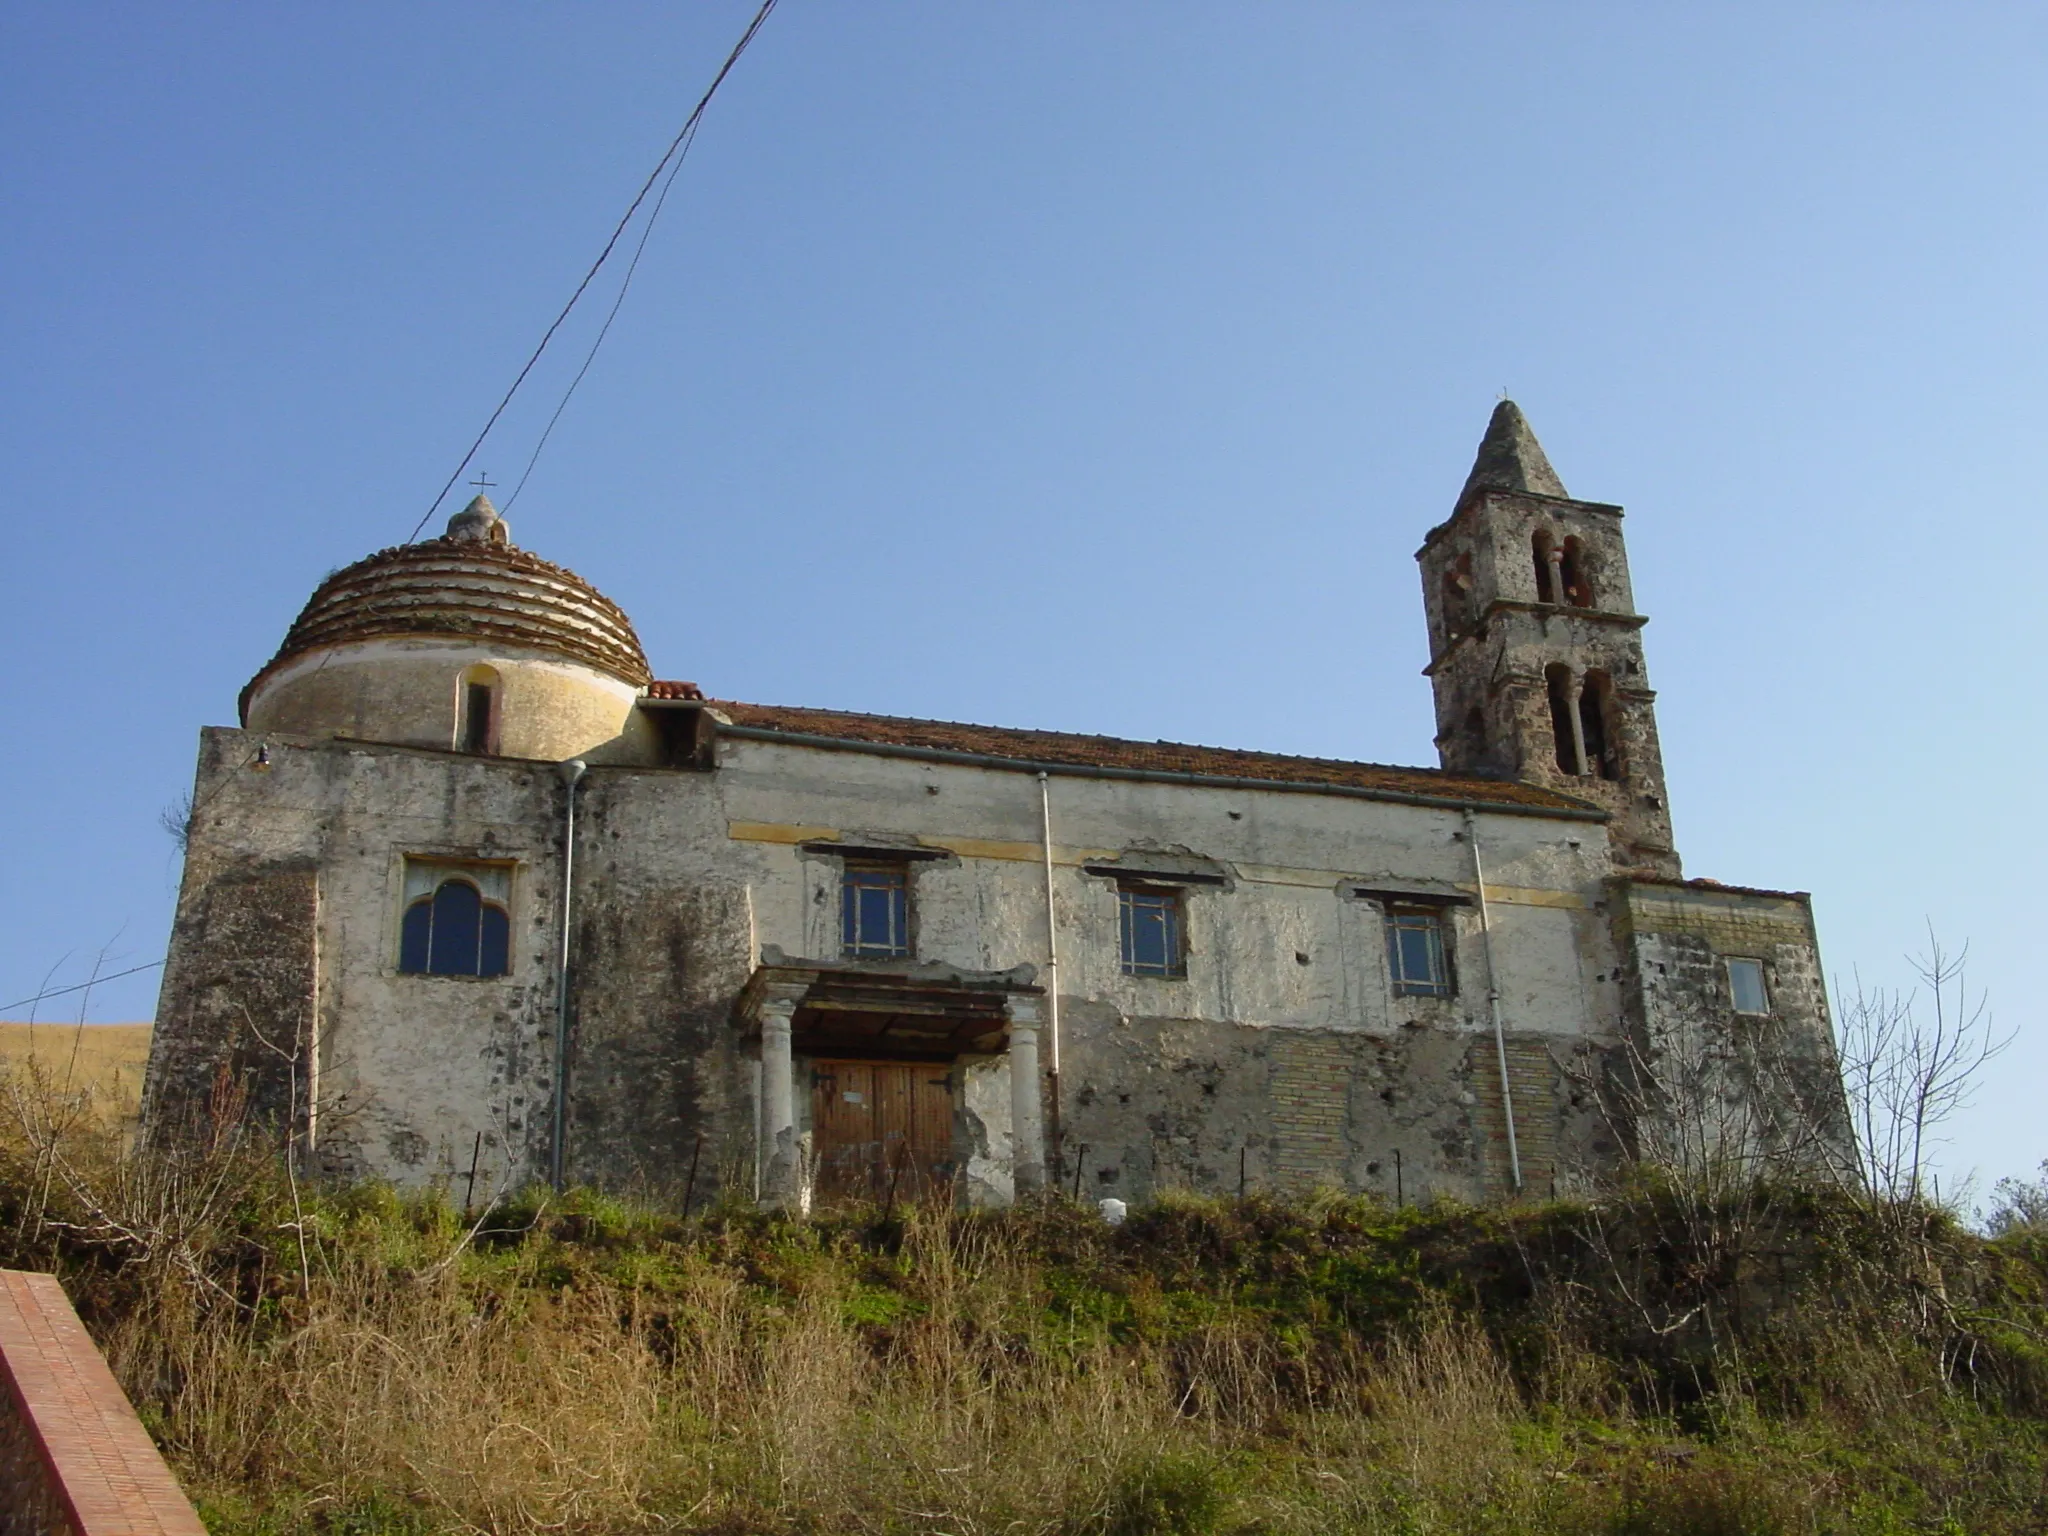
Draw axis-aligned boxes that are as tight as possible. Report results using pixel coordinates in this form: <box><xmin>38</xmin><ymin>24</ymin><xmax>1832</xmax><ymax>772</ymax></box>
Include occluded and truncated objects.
<box><xmin>1727</xmin><ymin>957</ymin><xmax>1769</xmax><ymax>1015</ymax></box>
<box><xmin>1385</xmin><ymin>906</ymin><xmax>1452</xmax><ymax>998</ymax></box>
<box><xmin>841</xmin><ymin>863</ymin><xmax>911</xmax><ymax>960</ymax></box>
<box><xmin>1118</xmin><ymin>884</ymin><xmax>1185</xmax><ymax>978</ymax></box>
<box><xmin>399</xmin><ymin>859</ymin><xmax>513</xmax><ymax>977</ymax></box>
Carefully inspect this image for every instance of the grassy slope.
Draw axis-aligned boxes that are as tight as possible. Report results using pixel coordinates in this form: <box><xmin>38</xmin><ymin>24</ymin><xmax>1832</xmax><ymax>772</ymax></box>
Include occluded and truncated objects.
<box><xmin>0</xmin><ymin>1095</ymin><xmax>2043</xmax><ymax>1532</ymax></box>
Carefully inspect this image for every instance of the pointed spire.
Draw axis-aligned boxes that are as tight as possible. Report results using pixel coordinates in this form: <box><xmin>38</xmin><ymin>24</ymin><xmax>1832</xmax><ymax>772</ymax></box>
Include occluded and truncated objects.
<box><xmin>1460</xmin><ymin>400</ymin><xmax>1566</xmax><ymax>501</ymax></box>
<box><xmin>445</xmin><ymin>493</ymin><xmax>510</xmax><ymax>545</ymax></box>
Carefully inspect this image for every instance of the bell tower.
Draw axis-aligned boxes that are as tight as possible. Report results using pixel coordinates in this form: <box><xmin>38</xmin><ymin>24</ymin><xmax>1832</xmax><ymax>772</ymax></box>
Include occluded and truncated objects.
<box><xmin>1417</xmin><ymin>402</ymin><xmax>1680</xmax><ymax>878</ymax></box>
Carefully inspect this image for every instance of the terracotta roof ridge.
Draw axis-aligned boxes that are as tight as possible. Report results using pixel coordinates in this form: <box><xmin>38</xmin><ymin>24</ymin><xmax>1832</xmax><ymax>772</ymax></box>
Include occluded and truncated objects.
<box><xmin>241</xmin><ymin>534</ymin><xmax>651</xmax><ymax>722</ymax></box>
<box><xmin>332</xmin><ymin>534</ymin><xmax>619</xmax><ymax>599</ymax></box>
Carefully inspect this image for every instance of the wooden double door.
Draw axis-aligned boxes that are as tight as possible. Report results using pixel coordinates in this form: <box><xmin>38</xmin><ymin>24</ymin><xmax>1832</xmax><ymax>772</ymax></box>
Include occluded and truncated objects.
<box><xmin>810</xmin><ymin>1060</ymin><xmax>956</xmax><ymax>1203</ymax></box>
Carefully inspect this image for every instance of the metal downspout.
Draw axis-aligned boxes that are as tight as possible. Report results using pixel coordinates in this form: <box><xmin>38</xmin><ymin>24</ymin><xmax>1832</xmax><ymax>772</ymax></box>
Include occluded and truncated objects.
<box><xmin>1037</xmin><ymin>772</ymin><xmax>1063</xmax><ymax>1192</ymax></box>
<box><xmin>549</xmin><ymin>759</ymin><xmax>587</xmax><ymax>1193</ymax></box>
<box><xmin>1463</xmin><ymin>808</ymin><xmax>1522</xmax><ymax>1192</ymax></box>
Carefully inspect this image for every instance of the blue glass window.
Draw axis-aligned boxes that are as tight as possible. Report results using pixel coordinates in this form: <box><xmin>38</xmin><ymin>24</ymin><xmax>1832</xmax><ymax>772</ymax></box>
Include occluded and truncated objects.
<box><xmin>841</xmin><ymin>864</ymin><xmax>910</xmax><ymax>959</ymax></box>
<box><xmin>1118</xmin><ymin>885</ymin><xmax>1184</xmax><ymax>978</ymax></box>
<box><xmin>1385</xmin><ymin>906</ymin><xmax>1451</xmax><ymax>997</ymax></box>
<box><xmin>400</xmin><ymin>878</ymin><xmax>511</xmax><ymax>977</ymax></box>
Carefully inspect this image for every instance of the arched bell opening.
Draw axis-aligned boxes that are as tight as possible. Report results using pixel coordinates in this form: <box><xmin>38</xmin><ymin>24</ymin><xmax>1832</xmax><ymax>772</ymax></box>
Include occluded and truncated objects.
<box><xmin>1560</xmin><ymin>536</ymin><xmax>1595</xmax><ymax>608</ymax></box>
<box><xmin>1545</xmin><ymin>663</ymin><xmax>1580</xmax><ymax>775</ymax></box>
<box><xmin>1579</xmin><ymin>669</ymin><xmax>1621</xmax><ymax>781</ymax></box>
<box><xmin>1531</xmin><ymin>529</ymin><xmax>1556</xmax><ymax>603</ymax></box>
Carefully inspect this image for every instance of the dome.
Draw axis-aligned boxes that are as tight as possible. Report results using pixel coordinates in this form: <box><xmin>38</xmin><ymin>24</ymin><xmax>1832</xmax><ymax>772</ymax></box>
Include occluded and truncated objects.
<box><xmin>240</xmin><ymin>497</ymin><xmax>650</xmax><ymax>720</ymax></box>
<box><xmin>239</xmin><ymin>498</ymin><xmax>660</xmax><ymax>764</ymax></box>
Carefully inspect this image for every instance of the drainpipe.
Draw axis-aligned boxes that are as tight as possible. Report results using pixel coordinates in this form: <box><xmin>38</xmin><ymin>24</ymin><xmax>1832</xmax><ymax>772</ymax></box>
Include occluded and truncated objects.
<box><xmin>1463</xmin><ymin>808</ymin><xmax>1522</xmax><ymax>1192</ymax></box>
<box><xmin>549</xmin><ymin>758</ymin><xmax>587</xmax><ymax>1193</ymax></box>
<box><xmin>1037</xmin><ymin>773</ymin><xmax>1063</xmax><ymax>1189</ymax></box>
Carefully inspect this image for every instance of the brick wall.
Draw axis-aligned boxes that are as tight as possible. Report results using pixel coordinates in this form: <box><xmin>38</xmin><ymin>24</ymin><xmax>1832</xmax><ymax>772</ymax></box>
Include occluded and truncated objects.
<box><xmin>1267</xmin><ymin>1033</ymin><xmax>1353</xmax><ymax>1193</ymax></box>
<box><xmin>0</xmin><ymin>1269</ymin><xmax>204</xmax><ymax>1536</ymax></box>
<box><xmin>1469</xmin><ymin>1035</ymin><xmax>1560</xmax><ymax>1200</ymax></box>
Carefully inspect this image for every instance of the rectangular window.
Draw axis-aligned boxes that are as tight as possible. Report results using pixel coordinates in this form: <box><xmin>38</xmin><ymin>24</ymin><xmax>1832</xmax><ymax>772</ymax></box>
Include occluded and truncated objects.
<box><xmin>1118</xmin><ymin>884</ymin><xmax>1185</xmax><ymax>978</ymax></box>
<box><xmin>1385</xmin><ymin>905</ymin><xmax>1453</xmax><ymax>997</ymax></box>
<box><xmin>841</xmin><ymin>863</ymin><xmax>910</xmax><ymax>960</ymax></box>
<box><xmin>1726</xmin><ymin>957</ymin><xmax>1769</xmax><ymax>1015</ymax></box>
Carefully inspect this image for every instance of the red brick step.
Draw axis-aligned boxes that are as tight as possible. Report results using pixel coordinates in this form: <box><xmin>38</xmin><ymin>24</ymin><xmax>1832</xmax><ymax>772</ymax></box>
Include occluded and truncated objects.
<box><xmin>0</xmin><ymin>1268</ymin><xmax>204</xmax><ymax>1535</ymax></box>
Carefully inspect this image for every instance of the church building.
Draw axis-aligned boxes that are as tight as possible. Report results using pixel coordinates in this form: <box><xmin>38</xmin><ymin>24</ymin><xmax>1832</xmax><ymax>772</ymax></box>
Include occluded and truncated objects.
<box><xmin>145</xmin><ymin>404</ymin><xmax>1849</xmax><ymax>1207</ymax></box>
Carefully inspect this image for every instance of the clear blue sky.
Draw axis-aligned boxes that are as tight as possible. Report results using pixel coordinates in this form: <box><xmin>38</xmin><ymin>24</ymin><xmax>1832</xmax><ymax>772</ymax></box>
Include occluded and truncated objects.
<box><xmin>4</xmin><ymin>4</ymin><xmax>2042</xmax><ymax>1199</ymax></box>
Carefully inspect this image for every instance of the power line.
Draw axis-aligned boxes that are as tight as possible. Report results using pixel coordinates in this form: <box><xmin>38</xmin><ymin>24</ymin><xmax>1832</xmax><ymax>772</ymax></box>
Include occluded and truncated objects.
<box><xmin>1</xmin><ymin>962</ymin><xmax>165</xmax><ymax>1016</ymax></box>
<box><xmin>407</xmin><ymin>0</ymin><xmax>780</xmax><ymax>543</ymax></box>
<box><xmin>505</xmin><ymin>78</ymin><xmax>702</xmax><ymax>510</ymax></box>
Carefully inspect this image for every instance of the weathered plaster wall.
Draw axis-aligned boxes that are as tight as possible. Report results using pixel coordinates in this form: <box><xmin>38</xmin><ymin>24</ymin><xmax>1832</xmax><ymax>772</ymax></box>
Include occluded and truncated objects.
<box><xmin>713</xmin><ymin>736</ymin><xmax>1615</xmax><ymax>1033</ymax></box>
<box><xmin>959</xmin><ymin>1055</ymin><xmax>1014</xmax><ymax>1205</ymax></box>
<box><xmin>151</xmin><ymin>727</ymin><xmax>571</xmax><ymax>1193</ymax></box>
<box><xmin>705</xmin><ymin>735</ymin><xmax>1626</xmax><ymax>1201</ymax></box>
<box><xmin>244</xmin><ymin>637</ymin><xmax>661</xmax><ymax>765</ymax></box>
<box><xmin>151</xmin><ymin>724</ymin><xmax>1840</xmax><ymax>1209</ymax></box>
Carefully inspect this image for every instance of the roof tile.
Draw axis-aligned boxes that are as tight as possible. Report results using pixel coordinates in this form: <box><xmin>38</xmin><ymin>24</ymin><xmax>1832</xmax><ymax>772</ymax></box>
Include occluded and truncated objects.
<box><xmin>676</xmin><ymin>693</ymin><xmax>1600</xmax><ymax>814</ymax></box>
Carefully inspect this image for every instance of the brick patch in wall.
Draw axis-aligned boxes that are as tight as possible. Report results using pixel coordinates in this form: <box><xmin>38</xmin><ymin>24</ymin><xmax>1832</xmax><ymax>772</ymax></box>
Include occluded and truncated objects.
<box><xmin>1469</xmin><ymin>1036</ymin><xmax>1559</xmax><ymax>1200</ymax></box>
<box><xmin>0</xmin><ymin>1268</ymin><xmax>205</xmax><ymax>1535</ymax></box>
<box><xmin>1621</xmin><ymin>893</ymin><xmax>1809</xmax><ymax>955</ymax></box>
<box><xmin>1268</xmin><ymin>1034</ymin><xmax>1353</xmax><ymax>1193</ymax></box>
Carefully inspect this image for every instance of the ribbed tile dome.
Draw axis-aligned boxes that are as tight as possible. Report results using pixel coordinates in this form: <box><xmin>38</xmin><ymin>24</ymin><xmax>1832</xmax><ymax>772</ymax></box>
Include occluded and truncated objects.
<box><xmin>239</xmin><ymin>497</ymin><xmax>650</xmax><ymax>720</ymax></box>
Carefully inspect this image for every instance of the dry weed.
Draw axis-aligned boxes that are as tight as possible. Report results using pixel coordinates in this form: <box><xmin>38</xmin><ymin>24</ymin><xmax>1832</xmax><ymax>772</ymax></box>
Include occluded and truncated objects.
<box><xmin>0</xmin><ymin>1080</ymin><xmax>2039</xmax><ymax>1533</ymax></box>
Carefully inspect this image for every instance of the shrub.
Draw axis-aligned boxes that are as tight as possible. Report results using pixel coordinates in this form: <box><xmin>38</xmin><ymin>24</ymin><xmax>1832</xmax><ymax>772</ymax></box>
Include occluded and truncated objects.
<box><xmin>1102</xmin><ymin>1451</ymin><xmax>1231</xmax><ymax>1536</ymax></box>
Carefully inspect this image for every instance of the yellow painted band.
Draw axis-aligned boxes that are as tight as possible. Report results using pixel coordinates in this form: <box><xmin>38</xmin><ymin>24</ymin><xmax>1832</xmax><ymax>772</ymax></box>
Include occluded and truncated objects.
<box><xmin>725</xmin><ymin>823</ymin><xmax>1590</xmax><ymax>909</ymax></box>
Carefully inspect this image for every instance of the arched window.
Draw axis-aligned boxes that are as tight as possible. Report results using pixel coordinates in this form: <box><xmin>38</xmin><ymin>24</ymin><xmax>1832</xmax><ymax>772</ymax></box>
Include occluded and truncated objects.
<box><xmin>1545</xmin><ymin>663</ymin><xmax>1581</xmax><ymax>775</ymax></box>
<box><xmin>1579</xmin><ymin>670</ymin><xmax>1620</xmax><ymax>780</ymax></box>
<box><xmin>1560</xmin><ymin>538</ymin><xmax>1594</xmax><ymax>608</ymax></box>
<box><xmin>459</xmin><ymin>665</ymin><xmax>500</xmax><ymax>754</ymax></box>
<box><xmin>400</xmin><ymin>875</ymin><xmax>511</xmax><ymax>977</ymax></box>
<box><xmin>1532</xmin><ymin>530</ymin><xmax>1555</xmax><ymax>602</ymax></box>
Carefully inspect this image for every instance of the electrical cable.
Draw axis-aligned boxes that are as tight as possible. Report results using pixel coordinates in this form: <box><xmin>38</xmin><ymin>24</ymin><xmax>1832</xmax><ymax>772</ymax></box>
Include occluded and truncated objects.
<box><xmin>504</xmin><ymin>76</ymin><xmax>699</xmax><ymax>511</ymax></box>
<box><xmin>42</xmin><ymin>9</ymin><xmax>778</xmax><ymax>1034</ymax></box>
<box><xmin>0</xmin><ymin>962</ymin><xmax>165</xmax><ymax>1016</ymax></box>
<box><xmin>406</xmin><ymin>0</ymin><xmax>780</xmax><ymax>542</ymax></box>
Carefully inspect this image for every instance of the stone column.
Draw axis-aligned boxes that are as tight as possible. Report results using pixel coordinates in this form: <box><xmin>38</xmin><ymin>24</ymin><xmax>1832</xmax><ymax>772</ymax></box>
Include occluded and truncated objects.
<box><xmin>1563</xmin><ymin>666</ymin><xmax>1591</xmax><ymax>777</ymax></box>
<box><xmin>757</xmin><ymin>992</ymin><xmax>801</xmax><ymax>1209</ymax></box>
<box><xmin>1006</xmin><ymin>994</ymin><xmax>1047</xmax><ymax>1196</ymax></box>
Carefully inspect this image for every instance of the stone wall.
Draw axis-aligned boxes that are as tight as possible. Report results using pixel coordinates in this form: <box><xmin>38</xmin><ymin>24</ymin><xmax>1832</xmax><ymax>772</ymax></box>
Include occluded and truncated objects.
<box><xmin>1058</xmin><ymin>1016</ymin><xmax>1620</xmax><ymax>1205</ymax></box>
<box><xmin>143</xmin><ymin>857</ymin><xmax>316</xmax><ymax>1141</ymax></box>
<box><xmin>1612</xmin><ymin>879</ymin><xmax>1851</xmax><ymax>1177</ymax></box>
<box><xmin>1417</xmin><ymin>486</ymin><xmax>1680</xmax><ymax>879</ymax></box>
